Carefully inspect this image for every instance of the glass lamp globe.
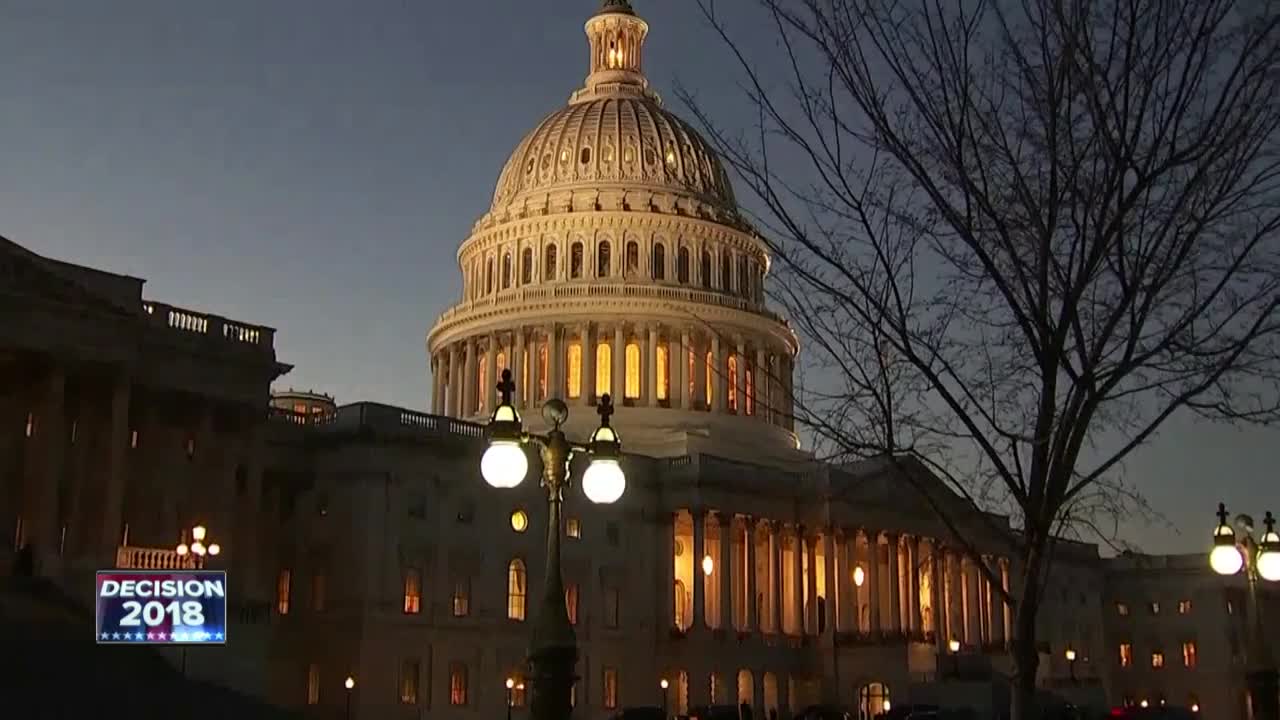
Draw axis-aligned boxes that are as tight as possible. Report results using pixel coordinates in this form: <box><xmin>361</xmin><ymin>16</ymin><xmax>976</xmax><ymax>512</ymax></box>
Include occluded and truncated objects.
<box><xmin>192</xmin><ymin>525</ymin><xmax>207</xmax><ymax>542</ymax></box>
<box><xmin>208</xmin><ymin>543</ymin><xmax>221</xmax><ymax>556</ymax></box>
<box><xmin>1210</xmin><ymin>543</ymin><xmax>1244</xmax><ymax>576</ymax></box>
<box><xmin>702</xmin><ymin>555</ymin><xmax>714</xmax><ymax>576</ymax></box>
<box><xmin>176</xmin><ymin>543</ymin><xmax>189</xmax><ymax>556</ymax></box>
<box><xmin>482</xmin><ymin>441</ymin><xmax>528</xmax><ymax>489</ymax></box>
<box><xmin>1257</xmin><ymin>531</ymin><xmax>1280</xmax><ymax>582</ymax></box>
<box><xmin>853</xmin><ymin>566</ymin><xmax>866</xmax><ymax>588</ymax></box>
<box><xmin>191</xmin><ymin>541</ymin><xmax>206</xmax><ymax>556</ymax></box>
<box><xmin>582</xmin><ymin>458</ymin><xmax>625</xmax><ymax>504</ymax></box>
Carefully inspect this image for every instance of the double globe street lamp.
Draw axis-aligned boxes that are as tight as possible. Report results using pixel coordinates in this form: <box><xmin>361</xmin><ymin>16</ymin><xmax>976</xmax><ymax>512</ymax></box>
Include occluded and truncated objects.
<box><xmin>176</xmin><ymin>524</ymin><xmax>220</xmax><ymax>569</ymax></box>
<box><xmin>1210</xmin><ymin>503</ymin><xmax>1280</xmax><ymax>720</ymax></box>
<box><xmin>481</xmin><ymin>369</ymin><xmax>626</xmax><ymax>720</ymax></box>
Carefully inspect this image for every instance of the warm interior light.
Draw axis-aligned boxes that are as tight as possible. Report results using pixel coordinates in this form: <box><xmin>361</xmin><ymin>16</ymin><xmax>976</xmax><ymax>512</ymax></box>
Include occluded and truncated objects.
<box><xmin>176</xmin><ymin>543</ymin><xmax>189</xmax><ymax>556</ymax></box>
<box><xmin>345</xmin><ymin>676</ymin><xmax>355</xmax><ymax>690</ymax></box>
<box><xmin>948</xmin><ymin>639</ymin><xmax>960</xmax><ymax>653</ymax></box>
<box><xmin>1210</xmin><ymin>543</ymin><xmax>1244</xmax><ymax>576</ymax></box>
<box><xmin>702</xmin><ymin>555</ymin><xmax>714</xmax><ymax>576</ymax></box>
<box><xmin>582</xmin><ymin>458</ymin><xmax>625</xmax><ymax>504</ymax></box>
<box><xmin>192</xmin><ymin>525</ymin><xmax>206</xmax><ymax>542</ymax></box>
<box><xmin>853</xmin><ymin>566</ymin><xmax>866</xmax><ymax>588</ymax></box>
<box><xmin>482</xmin><ymin>440</ymin><xmax>528</xmax><ymax>489</ymax></box>
<box><xmin>208</xmin><ymin>543</ymin><xmax>221</xmax><ymax>556</ymax></box>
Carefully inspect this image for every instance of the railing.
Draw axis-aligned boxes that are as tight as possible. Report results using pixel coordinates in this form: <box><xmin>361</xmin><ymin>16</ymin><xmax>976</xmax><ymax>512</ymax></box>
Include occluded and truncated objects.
<box><xmin>116</xmin><ymin>546</ymin><xmax>195</xmax><ymax>570</ymax></box>
<box><xmin>141</xmin><ymin>300</ymin><xmax>275</xmax><ymax>352</ymax></box>
<box><xmin>269</xmin><ymin>403</ymin><xmax>486</xmax><ymax>442</ymax></box>
<box><xmin>432</xmin><ymin>282</ymin><xmax>788</xmax><ymax>331</ymax></box>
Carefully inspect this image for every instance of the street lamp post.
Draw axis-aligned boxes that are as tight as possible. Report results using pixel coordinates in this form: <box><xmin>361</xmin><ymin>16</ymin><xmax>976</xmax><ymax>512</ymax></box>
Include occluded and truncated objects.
<box><xmin>174</xmin><ymin>524</ymin><xmax>221</xmax><ymax>679</ymax></box>
<box><xmin>1065</xmin><ymin>648</ymin><xmax>1077</xmax><ymax>683</ymax></box>
<box><xmin>660</xmin><ymin>678</ymin><xmax>670</xmax><ymax>719</ymax></box>
<box><xmin>481</xmin><ymin>370</ymin><xmax>626</xmax><ymax>720</ymax></box>
<box><xmin>1209</xmin><ymin>503</ymin><xmax>1280</xmax><ymax>720</ymax></box>
<box><xmin>507</xmin><ymin>677</ymin><xmax>516</xmax><ymax>720</ymax></box>
<box><xmin>344</xmin><ymin>676</ymin><xmax>355</xmax><ymax>720</ymax></box>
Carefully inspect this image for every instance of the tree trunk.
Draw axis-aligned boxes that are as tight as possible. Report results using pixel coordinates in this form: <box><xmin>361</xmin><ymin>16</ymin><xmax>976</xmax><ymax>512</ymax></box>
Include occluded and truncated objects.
<box><xmin>1010</xmin><ymin>560</ymin><xmax>1042</xmax><ymax>720</ymax></box>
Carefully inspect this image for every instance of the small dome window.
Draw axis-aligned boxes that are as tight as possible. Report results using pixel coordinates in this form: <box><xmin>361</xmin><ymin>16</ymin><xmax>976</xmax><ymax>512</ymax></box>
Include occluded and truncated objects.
<box><xmin>665</xmin><ymin>149</ymin><xmax>677</xmax><ymax>167</ymax></box>
<box><xmin>624</xmin><ymin>146</ymin><xmax>635</xmax><ymax>164</ymax></box>
<box><xmin>580</xmin><ymin>147</ymin><xmax>592</xmax><ymax>165</ymax></box>
<box><xmin>541</xmin><ymin>154</ymin><xmax>552</xmax><ymax>170</ymax></box>
<box><xmin>559</xmin><ymin>148</ymin><xmax>571</xmax><ymax>164</ymax></box>
<box><xmin>526</xmin><ymin>158</ymin><xmax>535</xmax><ymax>174</ymax></box>
<box><xmin>644</xmin><ymin>148</ymin><xmax>657</xmax><ymax>166</ymax></box>
<box><xmin>603</xmin><ymin>145</ymin><xmax>615</xmax><ymax>163</ymax></box>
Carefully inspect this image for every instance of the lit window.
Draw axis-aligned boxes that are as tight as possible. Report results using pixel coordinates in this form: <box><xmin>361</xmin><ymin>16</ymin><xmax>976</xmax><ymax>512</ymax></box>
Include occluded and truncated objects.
<box><xmin>605</xmin><ymin>587</ymin><xmax>620</xmax><ymax>628</ymax></box>
<box><xmin>727</xmin><ymin>355</ymin><xmax>739</xmax><ymax>411</ymax></box>
<box><xmin>625</xmin><ymin>343</ymin><xmax>641</xmax><ymax>399</ymax></box>
<box><xmin>1178</xmin><ymin>599</ymin><xmax>1192</xmax><ymax>615</ymax></box>
<box><xmin>538</xmin><ymin>343</ymin><xmax>549</xmax><ymax>400</ymax></box>
<box><xmin>403</xmin><ymin>568</ymin><xmax>422</xmax><ymax>614</ymax></box>
<box><xmin>452</xmin><ymin>577</ymin><xmax>470</xmax><ymax>617</ymax></box>
<box><xmin>511</xmin><ymin>510</ymin><xmax>529</xmax><ymax>533</ymax></box>
<box><xmin>508</xmin><ymin>559</ymin><xmax>527</xmax><ymax>621</ymax></box>
<box><xmin>710</xmin><ymin>672</ymin><xmax>721</xmax><ymax>704</ymax></box>
<box><xmin>656</xmin><ymin>344</ymin><xmax>669</xmax><ymax>400</ymax></box>
<box><xmin>477</xmin><ymin>353</ymin><xmax>488</xmax><ymax>413</ymax></box>
<box><xmin>24</xmin><ymin>412</ymin><xmax>34</xmax><ymax>438</ymax></box>
<box><xmin>276</xmin><ymin>569</ymin><xmax>292</xmax><ymax>615</ymax></box>
<box><xmin>497</xmin><ymin>350</ymin><xmax>508</xmax><ymax>378</ymax></box>
<box><xmin>306</xmin><ymin>663</ymin><xmax>320</xmax><ymax>705</ymax></box>
<box><xmin>450</xmin><ymin>664</ymin><xmax>468</xmax><ymax>705</ymax></box>
<box><xmin>567</xmin><ymin>343</ymin><xmax>583</xmax><ymax>399</ymax></box>
<box><xmin>1119</xmin><ymin>643</ymin><xmax>1132</xmax><ymax>667</ymax></box>
<box><xmin>596</xmin><ymin>343</ymin><xmax>612</xmax><ymax>397</ymax></box>
<box><xmin>705</xmin><ymin>351</ymin><xmax>714</xmax><ymax>407</ymax></box>
<box><xmin>1149</xmin><ymin>601</ymin><xmax>1160</xmax><ymax>615</ymax></box>
<box><xmin>311</xmin><ymin>572</ymin><xmax>326</xmax><ymax>613</ymax></box>
<box><xmin>745</xmin><ymin>367</ymin><xmax>754</xmax><ymax>415</ymax></box>
<box><xmin>688</xmin><ymin>347</ymin><xmax>696</xmax><ymax>400</ymax></box>
<box><xmin>400</xmin><ymin>659</ymin><xmax>420</xmax><ymax>705</ymax></box>
<box><xmin>603</xmin><ymin>668</ymin><xmax>619</xmax><ymax>709</ymax></box>
<box><xmin>1182</xmin><ymin>641</ymin><xmax>1197</xmax><ymax>668</ymax></box>
<box><xmin>1116</xmin><ymin>602</ymin><xmax>1129</xmax><ymax>616</ymax></box>
<box><xmin>566</xmin><ymin>584</ymin><xmax>579</xmax><ymax>625</ymax></box>
<box><xmin>130</xmin><ymin>429</ymin><xmax>139</xmax><ymax>449</ymax></box>
<box><xmin>566</xmin><ymin>518</ymin><xmax>582</xmax><ymax>538</ymax></box>
<box><xmin>1151</xmin><ymin>651</ymin><xmax>1164</xmax><ymax>668</ymax></box>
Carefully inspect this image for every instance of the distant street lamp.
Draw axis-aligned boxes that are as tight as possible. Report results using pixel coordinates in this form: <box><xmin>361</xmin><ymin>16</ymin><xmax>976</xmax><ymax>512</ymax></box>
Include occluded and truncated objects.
<box><xmin>506</xmin><ymin>677</ymin><xmax>516</xmax><ymax>720</ymax></box>
<box><xmin>1065</xmin><ymin>647</ymin><xmax>1077</xmax><ymax>682</ymax></box>
<box><xmin>481</xmin><ymin>370</ymin><xmax>626</xmax><ymax>720</ymax></box>
<box><xmin>1209</xmin><ymin>503</ymin><xmax>1279</xmax><ymax>720</ymax></box>
<box><xmin>344</xmin><ymin>676</ymin><xmax>355</xmax><ymax>720</ymax></box>
<box><xmin>175</xmin><ymin>524</ymin><xmax>221</xmax><ymax>569</ymax></box>
<box><xmin>660</xmin><ymin>678</ymin><xmax>670</xmax><ymax>719</ymax></box>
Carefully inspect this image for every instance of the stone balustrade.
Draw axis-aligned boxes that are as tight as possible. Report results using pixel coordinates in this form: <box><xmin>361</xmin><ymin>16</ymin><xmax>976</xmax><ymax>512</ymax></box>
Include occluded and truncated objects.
<box><xmin>141</xmin><ymin>300</ymin><xmax>276</xmax><ymax>352</ymax></box>
<box><xmin>269</xmin><ymin>402</ymin><xmax>486</xmax><ymax>442</ymax></box>
<box><xmin>116</xmin><ymin>545</ymin><xmax>195</xmax><ymax>570</ymax></box>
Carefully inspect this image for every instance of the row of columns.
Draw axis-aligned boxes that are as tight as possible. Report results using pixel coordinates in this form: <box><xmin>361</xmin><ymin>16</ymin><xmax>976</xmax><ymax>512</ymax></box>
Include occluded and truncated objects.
<box><xmin>430</xmin><ymin>323</ymin><xmax>795</xmax><ymax>429</ymax></box>
<box><xmin>667</xmin><ymin>510</ymin><xmax>1011</xmax><ymax>649</ymax></box>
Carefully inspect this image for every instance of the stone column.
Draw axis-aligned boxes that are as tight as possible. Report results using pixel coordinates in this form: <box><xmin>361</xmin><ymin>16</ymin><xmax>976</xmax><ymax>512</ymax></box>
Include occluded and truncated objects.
<box><xmin>1000</xmin><ymin>558</ymin><xmax>1013</xmax><ymax>645</ymax></box>
<box><xmin>755</xmin><ymin>347</ymin><xmax>767</xmax><ymax>421</ymax></box>
<box><xmin>745</xmin><ymin>519</ymin><xmax>758</xmax><ymax>632</ymax></box>
<box><xmin>97</xmin><ymin>377</ymin><xmax>132</xmax><ymax>564</ymax></box>
<box><xmin>867</xmin><ymin>531</ymin><xmax>882</xmax><ymax>634</ymax></box>
<box><xmin>719</xmin><ymin>513</ymin><xmax>732</xmax><ymax>630</ymax></box>
<box><xmin>665</xmin><ymin>512</ymin><xmax>678</xmax><ymax>630</ymax></box>
<box><xmin>770</xmin><ymin>523</ymin><xmax>783</xmax><ymax>633</ymax></box>
<box><xmin>462</xmin><ymin>338</ymin><xmax>477</xmax><ymax>416</ymax></box>
<box><xmin>822</xmin><ymin>531</ymin><xmax>836</xmax><ymax>636</ymax></box>
<box><xmin>581</xmin><ymin>323</ymin><xmax>596</xmax><ymax>404</ymax></box>
<box><xmin>711</xmin><ymin>335</ymin><xmax>727</xmax><ymax>413</ymax></box>
<box><xmin>735</xmin><ymin>339</ymin><xmax>748</xmax><ymax>415</ymax></box>
<box><xmin>931</xmin><ymin>542</ymin><xmax>945</xmax><ymax>651</ymax></box>
<box><xmin>445</xmin><ymin>345</ymin><xmax>459</xmax><ymax>416</ymax></box>
<box><xmin>647</xmin><ymin>325</ymin><xmax>659</xmax><ymax>406</ymax></box>
<box><xmin>485</xmin><ymin>333</ymin><xmax>499</xmax><ymax>411</ymax></box>
<box><xmin>513</xmin><ymin>328</ymin><xmax>526</xmax><ymax>408</ymax></box>
<box><xmin>692</xmin><ymin>509</ymin><xmax>706</xmax><ymax>629</ymax></box>
<box><xmin>691</xmin><ymin>334</ymin><xmax>706</xmax><ymax>410</ymax></box>
<box><xmin>529</xmin><ymin>332</ymin><xmax>542</xmax><ymax>406</ymax></box>
<box><xmin>791</xmin><ymin>526</ymin><xmax>804</xmax><ymax>635</ymax></box>
<box><xmin>549</xmin><ymin>324</ymin><xmax>563</xmax><ymax>400</ymax></box>
<box><xmin>804</xmin><ymin>534</ymin><xmax>818</xmax><ymax>634</ymax></box>
<box><xmin>613</xmin><ymin>325</ymin><xmax>625</xmax><ymax>401</ymax></box>
<box><xmin>23</xmin><ymin>366</ymin><xmax>66</xmax><ymax>573</ymax></box>
<box><xmin>885</xmin><ymin>533</ymin><xmax>901</xmax><ymax>633</ymax></box>
<box><xmin>674</xmin><ymin>329</ymin><xmax>688</xmax><ymax>410</ymax></box>
<box><xmin>910</xmin><ymin>536</ymin><xmax>924</xmax><ymax>636</ymax></box>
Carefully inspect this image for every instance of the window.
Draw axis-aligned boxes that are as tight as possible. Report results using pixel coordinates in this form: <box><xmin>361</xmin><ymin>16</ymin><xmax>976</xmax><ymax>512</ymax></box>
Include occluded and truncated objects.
<box><xmin>859</xmin><ymin>683</ymin><xmax>891</xmax><ymax>720</ymax></box>
<box><xmin>653</xmin><ymin>243</ymin><xmax>666</xmax><ymax>280</ymax></box>
<box><xmin>477</xmin><ymin>353</ymin><xmax>488</xmax><ymax>413</ymax></box>
<box><xmin>502</xmin><ymin>252</ymin><xmax>512</xmax><ymax>289</ymax></box>
<box><xmin>522</xmin><ymin>248</ymin><xmax>534</xmax><ymax>284</ymax></box>
<box><xmin>566</xmin><ymin>518</ymin><xmax>582</xmax><ymax>539</ymax></box>
<box><xmin>276</xmin><ymin>569</ymin><xmax>292</xmax><ymax>615</ymax></box>
<box><xmin>710</xmin><ymin>672</ymin><xmax>722</xmax><ymax>704</ymax></box>
<box><xmin>1151</xmin><ymin>651</ymin><xmax>1165</xmax><ymax>668</ymax></box>
<box><xmin>677</xmin><ymin>247</ymin><xmax>690</xmax><ymax>283</ymax></box>
<box><xmin>705</xmin><ymin>351</ymin><xmax>715</xmax><ymax>407</ymax></box>
<box><xmin>603</xmin><ymin>668</ymin><xmax>619</xmax><ymax>709</ymax></box>
<box><xmin>1119</xmin><ymin>643</ymin><xmax>1133</xmax><ymax>667</ymax></box>
<box><xmin>1149</xmin><ymin>601</ymin><xmax>1161</xmax><ymax>615</ymax></box>
<box><xmin>700</xmin><ymin>250</ymin><xmax>712</xmax><ymax>288</ymax></box>
<box><xmin>738</xmin><ymin>256</ymin><xmax>749</xmax><ymax>297</ymax></box>
<box><xmin>571</xmin><ymin>242</ymin><xmax>584</xmax><ymax>278</ymax></box>
<box><xmin>1178</xmin><ymin>599</ymin><xmax>1193</xmax><ymax>615</ymax></box>
<box><xmin>622</xmin><ymin>240</ymin><xmax>638</xmax><ymax>277</ymax></box>
<box><xmin>721</xmin><ymin>250</ymin><xmax>731</xmax><ymax>290</ymax></box>
<box><xmin>596</xmin><ymin>343</ymin><xmax>612</xmax><ymax>397</ymax></box>
<box><xmin>581</xmin><ymin>146</ymin><xmax>592</xmax><ymax>165</ymax></box>
<box><xmin>657</xmin><ymin>344</ymin><xmax>669</xmax><ymax>401</ymax></box>
<box><xmin>508</xmin><ymin>559</ymin><xmax>528</xmax><ymax>620</ymax></box>
<box><xmin>597</xmin><ymin>241</ymin><xmax>612</xmax><ymax>278</ymax></box>
<box><xmin>625</xmin><ymin>342</ymin><xmax>641</xmax><ymax>399</ymax></box>
<box><xmin>311</xmin><ymin>572</ymin><xmax>326</xmax><ymax>613</ymax></box>
<box><xmin>403</xmin><ymin>568</ymin><xmax>422</xmax><ymax>614</ymax></box>
<box><xmin>450</xmin><ymin>664</ymin><xmax>468</xmax><ymax>705</ymax></box>
<box><xmin>511</xmin><ymin>510</ymin><xmax>529</xmax><ymax>533</ymax></box>
<box><xmin>567</xmin><ymin>342</ymin><xmax>583</xmax><ymax>399</ymax></box>
<box><xmin>566</xmin><ymin>583</ymin><xmax>579</xmax><ymax>625</ymax></box>
<box><xmin>1116</xmin><ymin>602</ymin><xmax>1130</xmax><ymax>616</ymax></box>
<box><xmin>538</xmin><ymin>343</ymin><xmax>549</xmax><ymax>400</ymax></box>
<box><xmin>486</xmin><ymin>258</ymin><xmax>494</xmax><ymax>293</ymax></box>
<box><xmin>452</xmin><ymin>577</ymin><xmax>470</xmax><ymax>617</ymax></box>
<box><xmin>306</xmin><ymin>663</ymin><xmax>320</xmax><ymax>705</ymax></box>
<box><xmin>130</xmin><ymin>429</ymin><xmax>139</xmax><ymax>449</ymax></box>
<box><xmin>400</xmin><ymin>660</ymin><xmax>420</xmax><ymax>705</ymax></box>
<box><xmin>688</xmin><ymin>347</ymin><xmax>696</xmax><ymax>401</ymax></box>
<box><xmin>745</xmin><ymin>366</ymin><xmax>754</xmax><ymax>415</ymax></box>
<box><xmin>1182</xmin><ymin>641</ymin><xmax>1198</xmax><ymax>668</ymax></box>
<box><xmin>605</xmin><ymin>587</ymin><xmax>620</xmax><ymax>628</ymax></box>
<box><xmin>727</xmin><ymin>355</ymin><xmax>739</xmax><ymax>411</ymax></box>
<box><xmin>24</xmin><ymin>412</ymin><xmax>34</xmax><ymax>438</ymax></box>
<box><xmin>545</xmin><ymin>245</ymin><xmax>558</xmax><ymax>280</ymax></box>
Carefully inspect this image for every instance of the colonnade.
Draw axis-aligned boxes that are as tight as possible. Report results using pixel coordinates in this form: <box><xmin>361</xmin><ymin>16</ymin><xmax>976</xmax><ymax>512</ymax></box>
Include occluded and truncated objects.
<box><xmin>430</xmin><ymin>321</ymin><xmax>795</xmax><ymax>431</ymax></box>
<box><xmin>667</xmin><ymin>509</ymin><xmax>1012</xmax><ymax>649</ymax></box>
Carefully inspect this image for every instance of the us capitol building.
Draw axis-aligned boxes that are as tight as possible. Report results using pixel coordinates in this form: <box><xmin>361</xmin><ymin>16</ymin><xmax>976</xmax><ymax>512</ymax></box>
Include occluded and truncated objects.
<box><xmin>1</xmin><ymin>2</ymin><xmax>1275</xmax><ymax>718</ymax></box>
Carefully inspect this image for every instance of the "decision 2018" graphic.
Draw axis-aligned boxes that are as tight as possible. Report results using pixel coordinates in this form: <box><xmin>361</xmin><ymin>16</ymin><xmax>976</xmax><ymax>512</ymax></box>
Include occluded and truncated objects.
<box><xmin>95</xmin><ymin>570</ymin><xmax>228</xmax><ymax>645</ymax></box>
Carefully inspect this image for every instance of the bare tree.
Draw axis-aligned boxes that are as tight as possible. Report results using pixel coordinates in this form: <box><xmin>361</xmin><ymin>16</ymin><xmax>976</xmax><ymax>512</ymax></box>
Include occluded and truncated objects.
<box><xmin>678</xmin><ymin>0</ymin><xmax>1280</xmax><ymax>715</ymax></box>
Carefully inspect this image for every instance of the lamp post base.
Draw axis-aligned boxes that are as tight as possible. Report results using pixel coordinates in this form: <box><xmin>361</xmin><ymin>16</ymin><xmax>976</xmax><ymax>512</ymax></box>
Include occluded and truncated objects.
<box><xmin>530</xmin><ymin>645</ymin><xmax>578</xmax><ymax>720</ymax></box>
<box><xmin>1248</xmin><ymin>669</ymin><xmax>1279</xmax><ymax>720</ymax></box>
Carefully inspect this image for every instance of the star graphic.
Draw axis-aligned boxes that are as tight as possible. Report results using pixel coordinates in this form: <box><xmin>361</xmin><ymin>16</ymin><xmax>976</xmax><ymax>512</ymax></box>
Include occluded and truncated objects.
<box><xmin>147</xmin><ymin>633</ymin><xmax>155</xmax><ymax>640</ymax></box>
<box><xmin>214</xmin><ymin>632</ymin><xmax>224</xmax><ymax>640</ymax></box>
<box><xmin>135</xmin><ymin>633</ymin><xmax>146</xmax><ymax>641</ymax></box>
<box><xmin>100</xmin><ymin>633</ymin><xmax>110</xmax><ymax>640</ymax></box>
<box><xmin>157</xmin><ymin>631</ymin><xmax>167</xmax><ymax>640</ymax></box>
<box><xmin>111</xmin><ymin>632</ymin><xmax>120</xmax><ymax>640</ymax></box>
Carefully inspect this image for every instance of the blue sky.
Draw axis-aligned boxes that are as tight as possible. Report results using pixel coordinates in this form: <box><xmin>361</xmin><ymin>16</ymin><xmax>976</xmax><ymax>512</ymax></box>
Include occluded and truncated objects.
<box><xmin>1</xmin><ymin>0</ymin><xmax>1274</xmax><ymax>555</ymax></box>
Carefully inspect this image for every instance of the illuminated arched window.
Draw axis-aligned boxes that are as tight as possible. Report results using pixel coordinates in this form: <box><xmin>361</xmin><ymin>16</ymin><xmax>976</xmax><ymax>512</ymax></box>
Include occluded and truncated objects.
<box><xmin>537</xmin><ymin>343</ymin><xmax>549</xmax><ymax>401</ymax></box>
<box><xmin>705</xmin><ymin>351</ymin><xmax>714</xmax><ymax>408</ymax></box>
<box><xmin>502</xmin><ymin>252</ymin><xmax>512</xmax><ymax>289</ymax></box>
<box><xmin>653</xmin><ymin>243</ymin><xmax>666</xmax><ymax>280</ymax></box>
<box><xmin>677</xmin><ymin>247</ymin><xmax>690</xmax><ymax>283</ymax></box>
<box><xmin>596</xmin><ymin>343</ymin><xmax>612</xmax><ymax>397</ymax></box>
<box><xmin>709</xmin><ymin>672</ymin><xmax>723</xmax><ymax>704</ymax></box>
<box><xmin>625</xmin><ymin>241</ymin><xmax>639</xmax><ymax>276</ymax></box>
<box><xmin>700</xmin><ymin>250</ymin><xmax>712</xmax><ymax>288</ymax></box>
<box><xmin>545</xmin><ymin>245</ymin><xmax>558</xmax><ymax>280</ymax></box>
<box><xmin>763</xmin><ymin>673</ymin><xmax>779</xmax><ymax>715</ymax></box>
<box><xmin>496</xmin><ymin>351</ymin><xmax>508</xmax><ymax>378</ymax></box>
<box><xmin>721</xmin><ymin>250</ymin><xmax>732</xmax><ymax>291</ymax></box>
<box><xmin>737</xmin><ymin>670</ymin><xmax>754</xmax><ymax>706</ymax></box>
<box><xmin>674</xmin><ymin>579</ymin><xmax>687</xmax><ymax>629</ymax></box>
<box><xmin>486</xmin><ymin>258</ymin><xmax>495</xmax><ymax>294</ymax></box>
<box><xmin>676</xmin><ymin>671</ymin><xmax>690</xmax><ymax>716</ymax></box>
<box><xmin>745</xmin><ymin>364</ymin><xmax>754</xmax><ymax>416</ymax></box>
<box><xmin>522</xmin><ymin>248</ymin><xmax>534</xmax><ymax>284</ymax></box>
<box><xmin>597</xmin><ymin>241</ymin><xmax>612</xmax><ymax>278</ymax></box>
<box><xmin>656</xmin><ymin>344</ymin><xmax>669</xmax><ymax>401</ymax></box>
<box><xmin>727</xmin><ymin>355</ymin><xmax>739</xmax><ymax>411</ymax></box>
<box><xmin>858</xmin><ymin>683</ymin><xmax>891</xmax><ymax>720</ymax></box>
<box><xmin>507</xmin><ymin>559</ymin><xmax>527</xmax><ymax>621</ymax></box>
<box><xmin>570</xmin><ymin>242</ymin><xmax>584</xmax><ymax>279</ymax></box>
<box><xmin>566</xmin><ymin>343</ymin><xmax>583</xmax><ymax>399</ymax></box>
<box><xmin>624</xmin><ymin>343</ymin><xmax>641</xmax><ymax>399</ymax></box>
<box><xmin>688</xmin><ymin>347</ymin><xmax>696</xmax><ymax>401</ymax></box>
<box><xmin>477</xmin><ymin>353</ymin><xmax>488</xmax><ymax>413</ymax></box>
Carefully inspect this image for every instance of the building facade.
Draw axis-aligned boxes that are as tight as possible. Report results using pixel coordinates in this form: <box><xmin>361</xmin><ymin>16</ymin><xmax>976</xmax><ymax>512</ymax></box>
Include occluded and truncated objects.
<box><xmin>2</xmin><ymin>3</ymin><xmax>1276</xmax><ymax>720</ymax></box>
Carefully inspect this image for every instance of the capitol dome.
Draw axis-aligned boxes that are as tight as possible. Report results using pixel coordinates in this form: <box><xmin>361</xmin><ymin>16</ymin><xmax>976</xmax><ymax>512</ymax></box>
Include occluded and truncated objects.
<box><xmin>427</xmin><ymin>0</ymin><xmax>800</xmax><ymax>461</ymax></box>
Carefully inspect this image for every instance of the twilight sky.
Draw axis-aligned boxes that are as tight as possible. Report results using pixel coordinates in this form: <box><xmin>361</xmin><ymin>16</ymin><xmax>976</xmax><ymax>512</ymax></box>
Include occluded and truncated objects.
<box><xmin>1</xmin><ymin>0</ymin><xmax>1274</xmax><ymax>555</ymax></box>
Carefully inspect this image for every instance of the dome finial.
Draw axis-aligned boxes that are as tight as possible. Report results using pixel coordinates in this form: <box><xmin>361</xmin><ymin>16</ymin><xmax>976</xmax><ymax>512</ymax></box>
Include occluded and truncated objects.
<box><xmin>598</xmin><ymin>0</ymin><xmax>636</xmax><ymax>15</ymax></box>
<box><xmin>579</xmin><ymin>0</ymin><xmax>650</xmax><ymax>102</ymax></box>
